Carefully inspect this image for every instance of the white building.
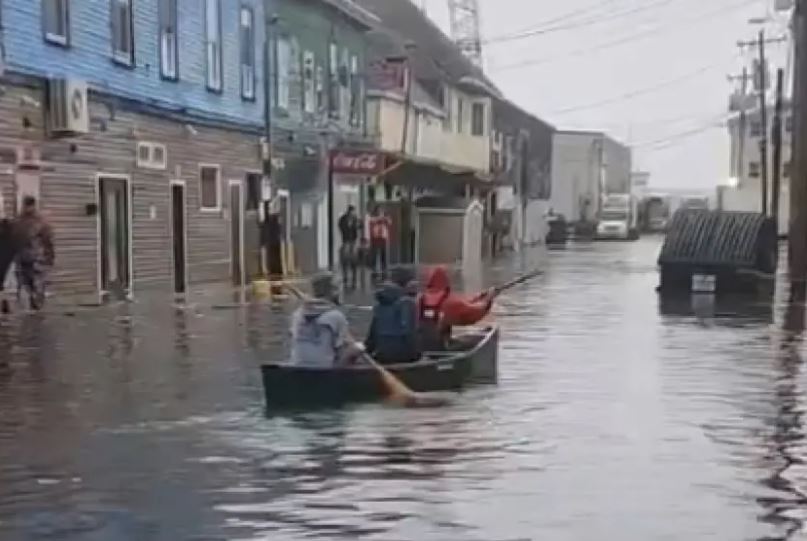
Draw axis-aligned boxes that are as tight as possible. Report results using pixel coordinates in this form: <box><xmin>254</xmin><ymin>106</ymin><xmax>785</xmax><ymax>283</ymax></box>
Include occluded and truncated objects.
<box><xmin>550</xmin><ymin>130</ymin><xmax>632</xmax><ymax>223</ymax></box>
<box><xmin>721</xmin><ymin>100</ymin><xmax>792</xmax><ymax>235</ymax></box>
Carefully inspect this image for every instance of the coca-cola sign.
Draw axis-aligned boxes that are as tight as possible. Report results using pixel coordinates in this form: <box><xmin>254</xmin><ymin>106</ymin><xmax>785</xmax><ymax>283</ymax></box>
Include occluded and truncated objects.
<box><xmin>330</xmin><ymin>150</ymin><xmax>384</xmax><ymax>175</ymax></box>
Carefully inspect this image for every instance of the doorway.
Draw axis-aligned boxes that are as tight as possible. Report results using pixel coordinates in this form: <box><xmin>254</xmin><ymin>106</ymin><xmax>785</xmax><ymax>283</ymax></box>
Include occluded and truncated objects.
<box><xmin>170</xmin><ymin>181</ymin><xmax>187</xmax><ymax>294</ymax></box>
<box><xmin>229</xmin><ymin>181</ymin><xmax>244</xmax><ymax>286</ymax></box>
<box><xmin>98</xmin><ymin>176</ymin><xmax>131</xmax><ymax>297</ymax></box>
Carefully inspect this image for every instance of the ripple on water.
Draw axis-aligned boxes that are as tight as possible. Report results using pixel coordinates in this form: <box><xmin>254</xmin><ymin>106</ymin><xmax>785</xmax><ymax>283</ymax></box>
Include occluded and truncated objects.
<box><xmin>0</xmin><ymin>240</ymin><xmax>803</xmax><ymax>540</ymax></box>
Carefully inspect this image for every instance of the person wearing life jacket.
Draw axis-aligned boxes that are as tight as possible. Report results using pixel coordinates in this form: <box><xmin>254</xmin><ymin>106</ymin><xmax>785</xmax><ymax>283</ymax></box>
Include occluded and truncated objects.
<box><xmin>289</xmin><ymin>273</ymin><xmax>362</xmax><ymax>368</ymax></box>
<box><xmin>418</xmin><ymin>266</ymin><xmax>494</xmax><ymax>351</ymax></box>
<box><xmin>365</xmin><ymin>266</ymin><xmax>419</xmax><ymax>365</ymax></box>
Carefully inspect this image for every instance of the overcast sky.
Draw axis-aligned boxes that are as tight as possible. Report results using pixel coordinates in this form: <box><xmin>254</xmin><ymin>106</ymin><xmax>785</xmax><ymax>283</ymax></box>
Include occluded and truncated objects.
<box><xmin>421</xmin><ymin>0</ymin><xmax>791</xmax><ymax>189</ymax></box>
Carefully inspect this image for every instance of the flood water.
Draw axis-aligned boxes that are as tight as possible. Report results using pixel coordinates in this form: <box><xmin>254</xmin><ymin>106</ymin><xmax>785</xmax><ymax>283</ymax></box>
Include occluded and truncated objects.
<box><xmin>1</xmin><ymin>238</ymin><xmax>806</xmax><ymax>540</ymax></box>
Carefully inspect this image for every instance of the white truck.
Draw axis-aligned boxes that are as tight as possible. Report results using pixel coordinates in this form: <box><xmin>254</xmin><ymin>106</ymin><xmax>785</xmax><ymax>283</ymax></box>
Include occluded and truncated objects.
<box><xmin>596</xmin><ymin>194</ymin><xmax>639</xmax><ymax>240</ymax></box>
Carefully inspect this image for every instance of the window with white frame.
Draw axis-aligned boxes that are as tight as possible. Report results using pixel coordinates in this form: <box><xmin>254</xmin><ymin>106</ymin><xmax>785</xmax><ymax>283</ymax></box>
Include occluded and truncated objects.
<box><xmin>239</xmin><ymin>7</ymin><xmax>256</xmax><ymax>100</ymax></box>
<box><xmin>276</xmin><ymin>37</ymin><xmax>291</xmax><ymax>110</ymax></box>
<box><xmin>199</xmin><ymin>165</ymin><xmax>221</xmax><ymax>210</ymax></box>
<box><xmin>205</xmin><ymin>0</ymin><xmax>222</xmax><ymax>92</ymax></box>
<box><xmin>443</xmin><ymin>88</ymin><xmax>452</xmax><ymax>131</ymax></box>
<box><xmin>315</xmin><ymin>64</ymin><xmax>325</xmax><ymax>114</ymax></box>
<box><xmin>159</xmin><ymin>0</ymin><xmax>178</xmax><ymax>79</ymax></box>
<box><xmin>43</xmin><ymin>0</ymin><xmax>70</xmax><ymax>45</ymax></box>
<box><xmin>456</xmin><ymin>97</ymin><xmax>464</xmax><ymax>133</ymax></box>
<box><xmin>303</xmin><ymin>51</ymin><xmax>316</xmax><ymax>114</ymax></box>
<box><xmin>471</xmin><ymin>102</ymin><xmax>485</xmax><ymax>136</ymax></box>
<box><xmin>349</xmin><ymin>54</ymin><xmax>360</xmax><ymax>127</ymax></box>
<box><xmin>339</xmin><ymin>48</ymin><xmax>350</xmax><ymax>120</ymax></box>
<box><xmin>111</xmin><ymin>0</ymin><xmax>134</xmax><ymax>65</ymax></box>
<box><xmin>329</xmin><ymin>42</ymin><xmax>339</xmax><ymax>118</ymax></box>
<box><xmin>748</xmin><ymin>161</ymin><xmax>761</xmax><ymax>178</ymax></box>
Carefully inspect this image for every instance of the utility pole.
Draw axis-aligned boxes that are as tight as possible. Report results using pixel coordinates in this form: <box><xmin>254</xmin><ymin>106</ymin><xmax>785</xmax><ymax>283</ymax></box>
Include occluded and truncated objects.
<box><xmin>738</xmin><ymin>32</ymin><xmax>788</xmax><ymax>214</ymax></box>
<box><xmin>791</xmin><ymin>0</ymin><xmax>807</xmax><ymax>300</ymax></box>
<box><xmin>261</xmin><ymin>14</ymin><xmax>279</xmax><ymax>278</ymax></box>
<box><xmin>772</xmin><ymin>68</ymin><xmax>785</xmax><ymax>227</ymax></box>
<box><xmin>759</xmin><ymin>30</ymin><xmax>770</xmax><ymax>216</ymax></box>
<box><xmin>728</xmin><ymin>68</ymin><xmax>750</xmax><ymax>186</ymax></box>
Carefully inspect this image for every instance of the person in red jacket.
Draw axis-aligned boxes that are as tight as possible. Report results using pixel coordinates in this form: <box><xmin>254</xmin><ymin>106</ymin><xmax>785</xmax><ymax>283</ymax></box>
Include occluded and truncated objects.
<box><xmin>418</xmin><ymin>266</ymin><xmax>494</xmax><ymax>351</ymax></box>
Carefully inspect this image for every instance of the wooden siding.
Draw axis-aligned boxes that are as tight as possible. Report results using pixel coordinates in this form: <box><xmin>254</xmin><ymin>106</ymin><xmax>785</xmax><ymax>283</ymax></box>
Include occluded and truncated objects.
<box><xmin>0</xmin><ymin>83</ymin><xmax>262</xmax><ymax>297</ymax></box>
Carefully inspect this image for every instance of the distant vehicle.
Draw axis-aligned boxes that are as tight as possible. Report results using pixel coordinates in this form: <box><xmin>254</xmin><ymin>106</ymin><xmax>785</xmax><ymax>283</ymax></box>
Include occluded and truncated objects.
<box><xmin>596</xmin><ymin>194</ymin><xmax>639</xmax><ymax>240</ymax></box>
<box><xmin>680</xmin><ymin>196</ymin><xmax>709</xmax><ymax>210</ymax></box>
<box><xmin>642</xmin><ymin>196</ymin><xmax>670</xmax><ymax>233</ymax></box>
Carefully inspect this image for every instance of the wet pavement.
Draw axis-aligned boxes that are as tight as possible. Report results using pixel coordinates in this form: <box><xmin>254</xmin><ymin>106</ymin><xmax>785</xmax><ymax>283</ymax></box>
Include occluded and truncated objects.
<box><xmin>1</xmin><ymin>237</ymin><xmax>806</xmax><ymax>540</ymax></box>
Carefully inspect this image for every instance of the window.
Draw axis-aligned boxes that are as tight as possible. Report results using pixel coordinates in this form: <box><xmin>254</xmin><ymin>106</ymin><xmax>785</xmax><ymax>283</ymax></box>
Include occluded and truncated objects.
<box><xmin>786</xmin><ymin>115</ymin><xmax>794</xmax><ymax>134</ymax></box>
<box><xmin>349</xmin><ymin>54</ymin><xmax>360</xmax><ymax>127</ymax></box>
<box><xmin>205</xmin><ymin>0</ymin><xmax>222</xmax><ymax>92</ymax></box>
<box><xmin>748</xmin><ymin>161</ymin><xmax>761</xmax><ymax>178</ymax></box>
<box><xmin>471</xmin><ymin>102</ymin><xmax>485</xmax><ymax>136</ymax></box>
<box><xmin>199</xmin><ymin>165</ymin><xmax>221</xmax><ymax>210</ymax></box>
<box><xmin>443</xmin><ymin>88</ymin><xmax>452</xmax><ymax>131</ymax></box>
<box><xmin>456</xmin><ymin>97</ymin><xmax>464</xmax><ymax>133</ymax></box>
<box><xmin>303</xmin><ymin>51</ymin><xmax>316</xmax><ymax>114</ymax></box>
<box><xmin>502</xmin><ymin>136</ymin><xmax>512</xmax><ymax>171</ymax></box>
<box><xmin>111</xmin><ymin>0</ymin><xmax>134</xmax><ymax>65</ymax></box>
<box><xmin>136</xmin><ymin>142</ymin><xmax>168</xmax><ymax>170</ymax></box>
<box><xmin>749</xmin><ymin>119</ymin><xmax>762</xmax><ymax>138</ymax></box>
<box><xmin>315</xmin><ymin>64</ymin><xmax>325</xmax><ymax>113</ymax></box>
<box><xmin>43</xmin><ymin>0</ymin><xmax>70</xmax><ymax>45</ymax></box>
<box><xmin>159</xmin><ymin>0</ymin><xmax>178</xmax><ymax>79</ymax></box>
<box><xmin>339</xmin><ymin>48</ymin><xmax>350</xmax><ymax>120</ymax></box>
<box><xmin>328</xmin><ymin>42</ymin><xmax>339</xmax><ymax>118</ymax></box>
<box><xmin>276</xmin><ymin>37</ymin><xmax>291</xmax><ymax>110</ymax></box>
<box><xmin>239</xmin><ymin>7</ymin><xmax>256</xmax><ymax>100</ymax></box>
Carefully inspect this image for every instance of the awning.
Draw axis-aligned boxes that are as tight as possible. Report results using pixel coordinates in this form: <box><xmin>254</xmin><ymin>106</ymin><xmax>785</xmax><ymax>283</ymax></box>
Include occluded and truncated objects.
<box><xmin>378</xmin><ymin>153</ymin><xmax>504</xmax><ymax>193</ymax></box>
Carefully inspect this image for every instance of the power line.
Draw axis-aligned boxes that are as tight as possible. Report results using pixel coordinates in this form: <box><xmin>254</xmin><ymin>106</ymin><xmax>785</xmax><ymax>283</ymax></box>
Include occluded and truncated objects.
<box><xmin>491</xmin><ymin>0</ymin><xmax>759</xmax><ymax>72</ymax></box>
<box><xmin>484</xmin><ymin>0</ymin><xmax>678</xmax><ymax>46</ymax></box>
<box><xmin>483</xmin><ymin>0</ymin><xmax>623</xmax><ymax>45</ymax></box>
<box><xmin>632</xmin><ymin>113</ymin><xmax>731</xmax><ymax>149</ymax></box>
<box><xmin>550</xmin><ymin>58</ymin><xmax>731</xmax><ymax>116</ymax></box>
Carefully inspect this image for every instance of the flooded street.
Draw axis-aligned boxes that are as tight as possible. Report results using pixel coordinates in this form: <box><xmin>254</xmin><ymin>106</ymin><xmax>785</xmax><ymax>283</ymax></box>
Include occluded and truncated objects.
<box><xmin>1</xmin><ymin>238</ymin><xmax>806</xmax><ymax>540</ymax></box>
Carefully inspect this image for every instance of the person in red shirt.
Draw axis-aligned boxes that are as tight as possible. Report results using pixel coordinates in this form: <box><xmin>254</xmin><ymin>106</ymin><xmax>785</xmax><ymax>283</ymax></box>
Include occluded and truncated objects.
<box><xmin>367</xmin><ymin>205</ymin><xmax>391</xmax><ymax>280</ymax></box>
<box><xmin>417</xmin><ymin>266</ymin><xmax>495</xmax><ymax>351</ymax></box>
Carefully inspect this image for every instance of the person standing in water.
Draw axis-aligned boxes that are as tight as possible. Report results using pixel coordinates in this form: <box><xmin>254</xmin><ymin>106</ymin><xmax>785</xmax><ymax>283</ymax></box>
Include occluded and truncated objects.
<box><xmin>13</xmin><ymin>196</ymin><xmax>54</xmax><ymax>311</ymax></box>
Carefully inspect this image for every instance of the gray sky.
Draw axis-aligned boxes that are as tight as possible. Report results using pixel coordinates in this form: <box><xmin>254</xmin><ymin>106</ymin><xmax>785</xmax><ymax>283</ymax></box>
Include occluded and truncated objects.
<box><xmin>422</xmin><ymin>0</ymin><xmax>791</xmax><ymax>189</ymax></box>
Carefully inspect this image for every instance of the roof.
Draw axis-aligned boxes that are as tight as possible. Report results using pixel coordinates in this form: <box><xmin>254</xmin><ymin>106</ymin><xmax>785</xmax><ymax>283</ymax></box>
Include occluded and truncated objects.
<box><xmin>318</xmin><ymin>0</ymin><xmax>379</xmax><ymax>29</ymax></box>
<box><xmin>355</xmin><ymin>0</ymin><xmax>500</xmax><ymax>97</ymax></box>
<box><xmin>494</xmin><ymin>97</ymin><xmax>556</xmax><ymax>133</ymax></box>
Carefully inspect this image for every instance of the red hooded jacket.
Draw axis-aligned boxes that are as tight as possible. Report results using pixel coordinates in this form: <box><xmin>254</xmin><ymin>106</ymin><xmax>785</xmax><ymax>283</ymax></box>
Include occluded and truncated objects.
<box><xmin>418</xmin><ymin>266</ymin><xmax>493</xmax><ymax>329</ymax></box>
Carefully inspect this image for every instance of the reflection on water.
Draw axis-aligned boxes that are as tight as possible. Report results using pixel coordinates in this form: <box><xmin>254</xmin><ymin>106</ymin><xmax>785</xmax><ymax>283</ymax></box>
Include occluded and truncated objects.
<box><xmin>0</xmin><ymin>239</ymin><xmax>807</xmax><ymax>539</ymax></box>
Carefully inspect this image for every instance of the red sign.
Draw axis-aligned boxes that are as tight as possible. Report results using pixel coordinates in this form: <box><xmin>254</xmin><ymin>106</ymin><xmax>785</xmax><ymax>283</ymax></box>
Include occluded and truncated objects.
<box><xmin>330</xmin><ymin>150</ymin><xmax>384</xmax><ymax>175</ymax></box>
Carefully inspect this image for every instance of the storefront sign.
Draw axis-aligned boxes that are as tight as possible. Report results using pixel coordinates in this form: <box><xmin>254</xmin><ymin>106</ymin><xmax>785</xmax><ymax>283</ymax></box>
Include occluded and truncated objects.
<box><xmin>330</xmin><ymin>150</ymin><xmax>384</xmax><ymax>175</ymax></box>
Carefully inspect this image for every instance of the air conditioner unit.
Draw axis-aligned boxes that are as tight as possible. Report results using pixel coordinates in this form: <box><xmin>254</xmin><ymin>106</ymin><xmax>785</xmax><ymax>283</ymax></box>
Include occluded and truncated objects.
<box><xmin>136</xmin><ymin>142</ymin><xmax>168</xmax><ymax>170</ymax></box>
<box><xmin>48</xmin><ymin>78</ymin><xmax>89</xmax><ymax>135</ymax></box>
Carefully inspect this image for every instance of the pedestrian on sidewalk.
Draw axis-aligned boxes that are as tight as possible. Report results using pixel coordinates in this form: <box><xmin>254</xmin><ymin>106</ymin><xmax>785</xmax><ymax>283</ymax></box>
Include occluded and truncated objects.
<box><xmin>0</xmin><ymin>216</ymin><xmax>16</xmax><ymax>314</ymax></box>
<box><xmin>367</xmin><ymin>205</ymin><xmax>391</xmax><ymax>282</ymax></box>
<box><xmin>338</xmin><ymin>205</ymin><xmax>360</xmax><ymax>290</ymax></box>
<box><xmin>13</xmin><ymin>196</ymin><xmax>54</xmax><ymax>311</ymax></box>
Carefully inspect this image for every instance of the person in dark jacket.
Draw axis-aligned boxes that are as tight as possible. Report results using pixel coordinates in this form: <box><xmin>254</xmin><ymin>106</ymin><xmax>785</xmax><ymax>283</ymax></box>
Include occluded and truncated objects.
<box><xmin>13</xmin><ymin>197</ymin><xmax>54</xmax><ymax>311</ymax></box>
<box><xmin>0</xmin><ymin>217</ymin><xmax>16</xmax><ymax>314</ymax></box>
<box><xmin>365</xmin><ymin>266</ymin><xmax>419</xmax><ymax>365</ymax></box>
<box><xmin>338</xmin><ymin>206</ymin><xmax>360</xmax><ymax>290</ymax></box>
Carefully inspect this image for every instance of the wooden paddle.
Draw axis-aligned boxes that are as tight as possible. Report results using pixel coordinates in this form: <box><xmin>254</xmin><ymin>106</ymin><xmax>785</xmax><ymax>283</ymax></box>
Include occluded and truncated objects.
<box><xmin>283</xmin><ymin>284</ymin><xmax>446</xmax><ymax>408</ymax></box>
<box><xmin>472</xmin><ymin>268</ymin><xmax>544</xmax><ymax>302</ymax></box>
